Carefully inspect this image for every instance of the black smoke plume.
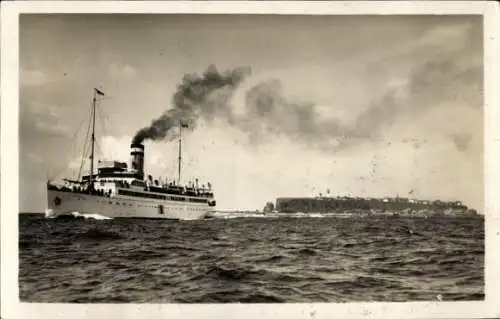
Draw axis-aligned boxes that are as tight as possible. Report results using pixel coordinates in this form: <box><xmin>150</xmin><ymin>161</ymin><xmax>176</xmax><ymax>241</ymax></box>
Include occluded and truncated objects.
<box><xmin>133</xmin><ymin>47</ymin><xmax>481</xmax><ymax>153</ymax></box>
<box><xmin>132</xmin><ymin>64</ymin><xmax>250</xmax><ymax>144</ymax></box>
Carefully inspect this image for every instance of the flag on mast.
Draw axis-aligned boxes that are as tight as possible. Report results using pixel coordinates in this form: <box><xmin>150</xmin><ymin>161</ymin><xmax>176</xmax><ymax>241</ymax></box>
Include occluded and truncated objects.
<box><xmin>95</xmin><ymin>88</ymin><xmax>105</xmax><ymax>96</ymax></box>
<box><xmin>180</xmin><ymin>120</ymin><xmax>189</xmax><ymax>128</ymax></box>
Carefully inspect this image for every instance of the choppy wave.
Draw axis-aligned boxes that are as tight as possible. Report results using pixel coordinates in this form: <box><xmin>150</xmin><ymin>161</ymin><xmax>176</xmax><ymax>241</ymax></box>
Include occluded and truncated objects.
<box><xmin>19</xmin><ymin>213</ymin><xmax>484</xmax><ymax>303</ymax></box>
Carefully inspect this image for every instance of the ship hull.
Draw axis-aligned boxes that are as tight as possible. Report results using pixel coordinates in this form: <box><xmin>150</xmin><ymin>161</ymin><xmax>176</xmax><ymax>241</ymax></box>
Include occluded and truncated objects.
<box><xmin>46</xmin><ymin>189</ymin><xmax>213</xmax><ymax>220</ymax></box>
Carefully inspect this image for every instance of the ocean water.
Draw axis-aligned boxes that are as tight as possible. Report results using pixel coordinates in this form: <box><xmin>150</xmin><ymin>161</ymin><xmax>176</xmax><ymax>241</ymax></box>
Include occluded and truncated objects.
<box><xmin>19</xmin><ymin>213</ymin><xmax>484</xmax><ymax>303</ymax></box>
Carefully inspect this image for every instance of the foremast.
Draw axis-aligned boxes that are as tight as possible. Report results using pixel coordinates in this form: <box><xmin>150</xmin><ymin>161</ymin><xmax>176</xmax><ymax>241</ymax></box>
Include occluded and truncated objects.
<box><xmin>88</xmin><ymin>88</ymin><xmax>105</xmax><ymax>190</ymax></box>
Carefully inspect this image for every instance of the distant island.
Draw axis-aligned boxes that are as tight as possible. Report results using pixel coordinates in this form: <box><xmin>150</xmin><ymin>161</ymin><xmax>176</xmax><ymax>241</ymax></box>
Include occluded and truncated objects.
<box><xmin>270</xmin><ymin>196</ymin><xmax>479</xmax><ymax>217</ymax></box>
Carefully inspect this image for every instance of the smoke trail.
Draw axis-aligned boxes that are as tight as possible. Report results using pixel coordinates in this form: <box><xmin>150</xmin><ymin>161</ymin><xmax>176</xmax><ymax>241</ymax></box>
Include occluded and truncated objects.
<box><xmin>234</xmin><ymin>78</ymin><xmax>399</xmax><ymax>152</ymax></box>
<box><xmin>236</xmin><ymin>47</ymin><xmax>480</xmax><ymax>153</ymax></box>
<box><xmin>132</xmin><ymin>64</ymin><xmax>251</xmax><ymax>144</ymax></box>
<box><xmin>133</xmin><ymin>46</ymin><xmax>481</xmax><ymax>153</ymax></box>
<box><xmin>238</xmin><ymin>79</ymin><xmax>339</xmax><ymax>147</ymax></box>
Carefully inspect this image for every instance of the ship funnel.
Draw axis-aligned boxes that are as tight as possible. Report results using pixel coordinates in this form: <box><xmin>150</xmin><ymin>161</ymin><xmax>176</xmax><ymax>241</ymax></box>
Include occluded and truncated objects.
<box><xmin>130</xmin><ymin>143</ymin><xmax>145</xmax><ymax>178</ymax></box>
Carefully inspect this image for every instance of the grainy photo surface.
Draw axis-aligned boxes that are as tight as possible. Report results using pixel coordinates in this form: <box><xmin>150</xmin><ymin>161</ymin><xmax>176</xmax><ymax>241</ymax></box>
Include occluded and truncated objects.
<box><xmin>18</xmin><ymin>13</ymin><xmax>484</xmax><ymax>303</ymax></box>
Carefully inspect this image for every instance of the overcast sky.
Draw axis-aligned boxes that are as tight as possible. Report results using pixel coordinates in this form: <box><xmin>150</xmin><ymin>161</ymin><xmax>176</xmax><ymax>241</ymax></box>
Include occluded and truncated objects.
<box><xmin>19</xmin><ymin>14</ymin><xmax>483</xmax><ymax>212</ymax></box>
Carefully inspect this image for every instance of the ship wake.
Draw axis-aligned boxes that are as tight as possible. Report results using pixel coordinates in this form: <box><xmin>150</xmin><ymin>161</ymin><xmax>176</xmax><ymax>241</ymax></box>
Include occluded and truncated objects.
<box><xmin>45</xmin><ymin>210</ymin><xmax>112</xmax><ymax>220</ymax></box>
<box><xmin>210</xmin><ymin>211</ymin><xmax>346</xmax><ymax>219</ymax></box>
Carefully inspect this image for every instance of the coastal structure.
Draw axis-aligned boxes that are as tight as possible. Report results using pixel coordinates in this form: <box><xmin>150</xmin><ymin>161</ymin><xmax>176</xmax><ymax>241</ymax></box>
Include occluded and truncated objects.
<box><xmin>45</xmin><ymin>88</ymin><xmax>216</xmax><ymax>220</ymax></box>
<box><xmin>275</xmin><ymin>196</ymin><xmax>477</xmax><ymax>216</ymax></box>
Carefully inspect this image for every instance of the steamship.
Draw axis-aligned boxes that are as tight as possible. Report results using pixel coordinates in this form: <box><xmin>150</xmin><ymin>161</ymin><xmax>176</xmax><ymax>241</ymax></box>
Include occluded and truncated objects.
<box><xmin>45</xmin><ymin>88</ymin><xmax>216</xmax><ymax>220</ymax></box>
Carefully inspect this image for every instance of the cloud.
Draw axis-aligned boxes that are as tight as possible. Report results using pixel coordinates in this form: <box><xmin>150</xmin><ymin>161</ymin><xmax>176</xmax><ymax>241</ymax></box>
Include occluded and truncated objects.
<box><xmin>418</xmin><ymin>22</ymin><xmax>471</xmax><ymax>50</ymax></box>
<box><xmin>99</xmin><ymin>135</ymin><xmax>131</xmax><ymax>161</ymax></box>
<box><xmin>20</xmin><ymin>68</ymin><xmax>51</xmax><ymax>87</ymax></box>
<box><xmin>20</xmin><ymin>101</ymin><xmax>89</xmax><ymax>184</ymax></box>
<box><xmin>26</xmin><ymin>152</ymin><xmax>43</xmax><ymax>165</ymax></box>
<box><xmin>108</xmin><ymin>63</ymin><xmax>136</xmax><ymax>79</ymax></box>
<box><xmin>20</xmin><ymin>103</ymin><xmax>70</xmax><ymax>139</ymax></box>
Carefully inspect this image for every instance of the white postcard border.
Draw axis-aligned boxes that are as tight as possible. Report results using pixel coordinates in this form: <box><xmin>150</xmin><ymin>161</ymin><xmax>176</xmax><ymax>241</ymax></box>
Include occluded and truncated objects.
<box><xmin>2</xmin><ymin>1</ymin><xmax>499</xmax><ymax>319</ymax></box>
